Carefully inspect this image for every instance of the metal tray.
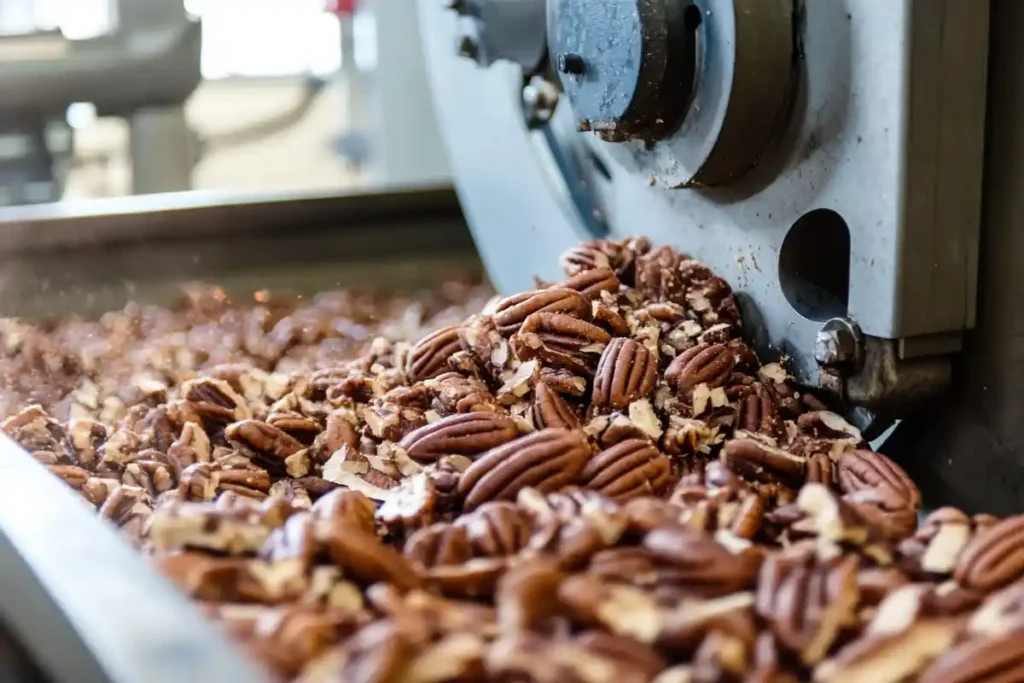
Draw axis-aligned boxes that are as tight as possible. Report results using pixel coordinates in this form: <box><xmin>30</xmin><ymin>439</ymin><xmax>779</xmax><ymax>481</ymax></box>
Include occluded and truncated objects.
<box><xmin>0</xmin><ymin>185</ymin><xmax>482</xmax><ymax>682</ymax></box>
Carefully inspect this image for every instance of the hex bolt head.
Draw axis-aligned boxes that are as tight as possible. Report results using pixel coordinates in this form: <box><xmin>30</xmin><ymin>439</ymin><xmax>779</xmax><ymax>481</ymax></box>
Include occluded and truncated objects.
<box><xmin>557</xmin><ymin>53</ymin><xmax>587</xmax><ymax>75</ymax></box>
<box><xmin>456</xmin><ymin>35</ymin><xmax>479</xmax><ymax>60</ymax></box>
<box><xmin>814</xmin><ymin>318</ymin><xmax>862</xmax><ymax>371</ymax></box>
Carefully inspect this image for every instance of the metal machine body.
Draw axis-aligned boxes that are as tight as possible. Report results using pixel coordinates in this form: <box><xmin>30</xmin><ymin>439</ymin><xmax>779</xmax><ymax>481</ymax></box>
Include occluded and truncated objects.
<box><xmin>419</xmin><ymin>0</ymin><xmax>991</xmax><ymax>440</ymax></box>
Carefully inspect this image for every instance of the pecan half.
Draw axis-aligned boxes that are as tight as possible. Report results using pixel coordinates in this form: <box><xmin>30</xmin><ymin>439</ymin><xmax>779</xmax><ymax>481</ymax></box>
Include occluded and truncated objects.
<box><xmin>560</xmin><ymin>239</ymin><xmax>624</xmax><ymax>276</ymax></box>
<box><xmin>836</xmin><ymin>449</ymin><xmax>922</xmax><ymax>512</ymax></box>
<box><xmin>407</xmin><ymin>324</ymin><xmax>463</xmax><ymax>382</ymax></box>
<box><xmin>226</xmin><ymin>420</ymin><xmax>304</xmax><ymax>460</ymax></box>
<box><xmin>510</xmin><ymin>313</ymin><xmax>611</xmax><ymax>377</ymax></box>
<box><xmin>403</xmin><ymin>522</ymin><xmax>474</xmax><ymax>568</ymax></box>
<box><xmin>592</xmin><ymin>338</ymin><xmax>658</xmax><ymax>409</ymax></box>
<box><xmin>578</xmin><ymin>439</ymin><xmax>673</xmax><ymax>502</ymax></box>
<box><xmin>955</xmin><ymin>514</ymin><xmax>1024</xmax><ymax>592</ymax></box>
<box><xmin>665</xmin><ymin>343</ymin><xmax>735</xmax><ymax>397</ymax></box>
<box><xmin>455</xmin><ymin>501</ymin><xmax>533</xmax><ymax>557</ymax></box>
<box><xmin>532</xmin><ymin>381</ymin><xmax>580</xmax><ymax>430</ymax></box>
<box><xmin>321</xmin><ymin>524</ymin><xmax>421</xmax><ymax>591</ymax></box>
<box><xmin>492</xmin><ymin>288</ymin><xmax>589</xmax><ymax>336</ymax></box>
<box><xmin>918</xmin><ymin>630</ymin><xmax>1024</xmax><ymax>683</ymax></box>
<box><xmin>558</xmin><ymin>267</ymin><xmax>621</xmax><ymax>300</ymax></box>
<box><xmin>457</xmin><ymin>429</ymin><xmax>591</xmax><ymax>512</ymax></box>
<box><xmin>723</xmin><ymin>435</ymin><xmax>805</xmax><ymax>488</ymax></box>
<box><xmin>643</xmin><ymin>525</ymin><xmax>764</xmax><ymax>597</ymax></box>
<box><xmin>756</xmin><ymin>542</ymin><xmax>859</xmax><ymax>665</ymax></box>
<box><xmin>398</xmin><ymin>412</ymin><xmax>519</xmax><ymax>464</ymax></box>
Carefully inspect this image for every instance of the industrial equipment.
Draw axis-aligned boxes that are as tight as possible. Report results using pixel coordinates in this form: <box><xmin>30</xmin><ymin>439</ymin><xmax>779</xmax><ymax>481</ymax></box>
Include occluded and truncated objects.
<box><xmin>419</xmin><ymin>0</ymin><xmax>1024</xmax><ymax>515</ymax></box>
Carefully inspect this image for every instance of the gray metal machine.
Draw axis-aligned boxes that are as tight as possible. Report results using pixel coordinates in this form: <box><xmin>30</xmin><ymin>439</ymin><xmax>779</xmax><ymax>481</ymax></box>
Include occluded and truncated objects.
<box><xmin>418</xmin><ymin>0</ymin><xmax>1024</xmax><ymax>514</ymax></box>
<box><xmin>0</xmin><ymin>0</ymin><xmax>201</xmax><ymax>203</ymax></box>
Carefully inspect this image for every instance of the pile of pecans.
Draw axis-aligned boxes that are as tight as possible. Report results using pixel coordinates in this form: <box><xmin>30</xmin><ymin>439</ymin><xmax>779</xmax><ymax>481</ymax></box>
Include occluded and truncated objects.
<box><xmin>4</xmin><ymin>238</ymin><xmax>1024</xmax><ymax>682</ymax></box>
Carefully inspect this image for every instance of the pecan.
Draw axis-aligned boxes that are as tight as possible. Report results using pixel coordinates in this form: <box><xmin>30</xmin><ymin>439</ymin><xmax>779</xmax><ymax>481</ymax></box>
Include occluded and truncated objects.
<box><xmin>457</xmin><ymin>429</ymin><xmax>591</xmax><ymax>512</ymax></box>
<box><xmin>147</xmin><ymin>501</ymin><xmax>272</xmax><ymax>555</ymax></box>
<box><xmin>407</xmin><ymin>324</ymin><xmax>463</xmax><ymax>382</ymax></box>
<box><xmin>591</xmin><ymin>300</ymin><xmax>631</xmax><ymax>336</ymax></box>
<box><xmin>805</xmin><ymin>453</ymin><xmax>836</xmax><ymax>486</ymax></box>
<box><xmin>266</xmin><ymin>411</ymin><xmax>321</xmax><ymax>445</ymax></box>
<box><xmin>181</xmin><ymin>378</ymin><xmax>251</xmax><ymax>423</ymax></box>
<box><xmin>226</xmin><ymin>420</ymin><xmax>304</xmax><ymax>472</ymax></box>
<box><xmin>955</xmin><ymin>514</ymin><xmax>1024</xmax><ymax>592</ymax></box>
<box><xmin>578</xmin><ymin>439</ymin><xmax>674</xmax><ymax>502</ymax></box>
<box><xmin>398</xmin><ymin>412</ymin><xmax>519</xmax><ymax>464</ymax></box>
<box><xmin>311</xmin><ymin>488</ymin><xmax>378</xmax><ymax>535</ymax></box>
<box><xmin>495</xmin><ymin>557</ymin><xmax>565</xmax><ymax>631</ymax></box>
<box><xmin>836</xmin><ymin>449</ymin><xmax>921</xmax><ymax>512</ymax></box>
<box><xmin>918</xmin><ymin>629</ymin><xmax>1024</xmax><ymax>683</ymax></box>
<box><xmin>969</xmin><ymin>582</ymin><xmax>1024</xmax><ymax>638</ymax></box>
<box><xmin>322</xmin><ymin>619</ymin><xmax>421</xmax><ymax>683</ymax></box>
<box><xmin>643</xmin><ymin>525</ymin><xmax>764</xmax><ymax>597</ymax></box>
<box><xmin>665</xmin><ymin>343</ymin><xmax>735</xmax><ymax>397</ymax></box>
<box><xmin>756</xmin><ymin>542</ymin><xmax>859</xmax><ymax>665</ymax></box>
<box><xmin>532</xmin><ymin>380</ymin><xmax>580</xmax><ymax>430</ymax></box>
<box><xmin>737</xmin><ymin>385</ymin><xmax>780</xmax><ymax>438</ymax></box>
<box><xmin>592</xmin><ymin>338</ymin><xmax>658</xmax><ymax>409</ymax></box>
<box><xmin>636</xmin><ymin>245</ymin><xmax>686</xmax><ymax>303</ymax></box>
<box><xmin>572</xmin><ymin>631</ymin><xmax>667</xmax><ymax>681</ymax></box>
<box><xmin>167</xmin><ymin>421</ymin><xmax>212</xmax><ymax>468</ymax></box>
<box><xmin>403</xmin><ymin>522</ymin><xmax>474</xmax><ymax>568</ymax></box>
<box><xmin>559</xmin><ymin>573</ymin><xmax>666</xmax><ymax>643</ymax></box>
<box><xmin>158</xmin><ymin>553</ymin><xmax>304</xmax><ymax>604</ymax></box>
<box><xmin>376</xmin><ymin>473</ymin><xmax>438</xmax><ymax>535</ymax></box>
<box><xmin>723</xmin><ymin>435</ymin><xmax>805</xmax><ymax>488</ymax></box>
<box><xmin>519</xmin><ymin>488</ymin><xmax>627</xmax><ymax>569</ymax></box>
<box><xmin>49</xmin><ymin>464</ymin><xmax>89</xmax><ymax>489</ymax></box>
<box><xmin>898</xmin><ymin>507</ymin><xmax>973</xmax><ymax>577</ymax></box>
<box><xmin>492</xmin><ymin>288</ymin><xmax>589</xmax><ymax>336</ymax></box>
<box><xmin>558</xmin><ymin>267</ymin><xmax>621</xmax><ymax>300</ymax></box>
<box><xmin>233</xmin><ymin>604</ymin><xmax>359</xmax><ymax>679</ymax></box>
<box><xmin>560</xmin><ymin>239</ymin><xmax>626</xmax><ymax>277</ymax></box>
<box><xmin>455</xmin><ymin>501</ymin><xmax>533</xmax><ymax>557</ymax></box>
<box><xmin>510</xmin><ymin>312</ymin><xmax>611</xmax><ymax>377</ymax></box>
<box><xmin>321</xmin><ymin>523</ymin><xmax>421</xmax><ymax>591</ymax></box>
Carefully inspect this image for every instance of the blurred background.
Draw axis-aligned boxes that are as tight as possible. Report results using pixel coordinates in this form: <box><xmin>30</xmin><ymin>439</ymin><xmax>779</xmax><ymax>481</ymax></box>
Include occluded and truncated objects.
<box><xmin>0</xmin><ymin>0</ymin><xmax>450</xmax><ymax>204</ymax></box>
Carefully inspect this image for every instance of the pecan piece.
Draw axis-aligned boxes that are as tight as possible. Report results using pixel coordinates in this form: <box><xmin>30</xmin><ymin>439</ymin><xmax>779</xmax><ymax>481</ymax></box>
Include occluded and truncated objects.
<box><xmin>643</xmin><ymin>525</ymin><xmax>764</xmax><ymax>597</ymax></box>
<box><xmin>578</xmin><ymin>438</ymin><xmax>674</xmax><ymax>502</ymax></box>
<box><xmin>181</xmin><ymin>378</ymin><xmax>251</xmax><ymax>423</ymax></box>
<box><xmin>955</xmin><ymin>514</ymin><xmax>1024</xmax><ymax>592</ymax></box>
<box><xmin>532</xmin><ymin>380</ymin><xmax>580</xmax><ymax>430</ymax></box>
<box><xmin>723</xmin><ymin>435</ymin><xmax>806</xmax><ymax>488</ymax></box>
<box><xmin>398</xmin><ymin>412</ymin><xmax>519</xmax><ymax>464</ymax></box>
<box><xmin>919</xmin><ymin>629</ymin><xmax>1024</xmax><ymax>683</ymax></box>
<box><xmin>311</xmin><ymin>488</ymin><xmax>378</xmax><ymax>535</ymax></box>
<box><xmin>457</xmin><ymin>429</ymin><xmax>591</xmax><ymax>512</ymax></box>
<box><xmin>665</xmin><ymin>343</ymin><xmax>735</xmax><ymax>397</ymax></box>
<box><xmin>510</xmin><ymin>312</ymin><xmax>611</xmax><ymax>377</ymax></box>
<box><xmin>407</xmin><ymin>324</ymin><xmax>463</xmax><ymax>382</ymax></box>
<box><xmin>898</xmin><ymin>507</ymin><xmax>973</xmax><ymax>577</ymax></box>
<box><xmin>495</xmin><ymin>557</ymin><xmax>565</xmax><ymax>631</ymax></box>
<box><xmin>592</xmin><ymin>338</ymin><xmax>658</xmax><ymax>409</ymax></box>
<box><xmin>756</xmin><ymin>542</ymin><xmax>859</xmax><ymax>666</ymax></box>
<box><xmin>558</xmin><ymin>267</ymin><xmax>621</xmax><ymax>300</ymax></box>
<box><xmin>836</xmin><ymin>449</ymin><xmax>922</xmax><ymax>512</ymax></box>
<box><xmin>321</xmin><ymin>524</ymin><xmax>421</xmax><ymax>591</ymax></box>
<box><xmin>455</xmin><ymin>501</ymin><xmax>533</xmax><ymax>557</ymax></box>
<box><xmin>404</xmin><ymin>522</ymin><xmax>474</xmax><ymax>568</ymax></box>
<box><xmin>492</xmin><ymin>288</ymin><xmax>589</xmax><ymax>336</ymax></box>
<box><xmin>226</xmin><ymin>420</ymin><xmax>304</xmax><ymax>469</ymax></box>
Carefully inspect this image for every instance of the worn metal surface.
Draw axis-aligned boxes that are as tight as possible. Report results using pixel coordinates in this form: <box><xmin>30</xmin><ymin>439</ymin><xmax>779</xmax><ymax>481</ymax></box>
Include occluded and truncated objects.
<box><xmin>886</xmin><ymin>0</ymin><xmax>1024</xmax><ymax>515</ymax></box>
<box><xmin>451</xmin><ymin>0</ymin><xmax>548</xmax><ymax>73</ymax></box>
<box><xmin>0</xmin><ymin>435</ymin><xmax>271</xmax><ymax>683</ymax></box>
<box><xmin>0</xmin><ymin>186</ymin><xmax>482</xmax><ymax>318</ymax></box>
<box><xmin>421</xmin><ymin>0</ymin><xmax>990</xmax><ymax>398</ymax></box>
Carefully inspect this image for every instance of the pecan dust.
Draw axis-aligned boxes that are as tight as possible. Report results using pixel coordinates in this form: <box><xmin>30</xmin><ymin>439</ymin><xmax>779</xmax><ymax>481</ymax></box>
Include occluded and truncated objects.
<box><xmin>3</xmin><ymin>238</ymin><xmax>1022</xmax><ymax>682</ymax></box>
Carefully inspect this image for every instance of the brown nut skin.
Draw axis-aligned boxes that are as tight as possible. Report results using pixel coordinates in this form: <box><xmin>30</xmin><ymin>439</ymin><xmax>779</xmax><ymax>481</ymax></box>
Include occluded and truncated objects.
<box><xmin>457</xmin><ymin>429</ymin><xmax>591</xmax><ymax>512</ymax></box>
<box><xmin>492</xmin><ymin>288</ymin><xmax>589</xmax><ymax>336</ymax></box>
<box><xmin>918</xmin><ymin>628</ymin><xmax>1024</xmax><ymax>683</ymax></box>
<box><xmin>532</xmin><ymin>381</ymin><xmax>581</xmax><ymax>430</ymax></box>
<box><xmin>643</xmin><ymin>525</ymin><xmax>764</xmax><ymax>597</ymax></box>
<box><xmin>558</xmin><ymin>267</ymin><xmax>621</xmax><ymax>300</ymax></box>
<box><xmin>578</xmin><ymin>438</ymin><xmax>674</xmax><ymax>502</ymax></box>
<box><xmin>722</xmin><ymin>436</ymin><xmax>806</xmax><ymax>488</ymax></box>
<box><xmin>592</xmin><ymin>338</ymin><xmax>659</xmax><ymax>409</ymax></box>
<box><xmin>510</xmin><ymin>312</ymin><xmax>611</xmax><ymax>377</ymax></box>
<box><xmin>665</xmin><ymin>343</ymin><xmax>735</xmax><ymax>397</ymax></box>
<box><xmin>398</xmin><ymin>412</ymin><xmax>519</xmax><ymax>464</ymax></box>
<box><xmin>955</xmin><ymin>514</ymin><xmax>1024</xmax><ymax>592</ymax></box>
<box><xmin>836</xmin><ymin>449</ymin><xmax>922</xmax><ymax>511</ymax></box>
<box><xmin>407</xmin><ymin>324</ymin><xmax>463</xmax><ymax>382</ymax></box>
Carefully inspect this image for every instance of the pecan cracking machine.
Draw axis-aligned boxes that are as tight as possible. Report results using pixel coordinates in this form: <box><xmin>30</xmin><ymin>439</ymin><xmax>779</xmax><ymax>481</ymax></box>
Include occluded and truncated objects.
<box><xmin>419</xmin><ymin>0</ymin><xmax>1024</xmax><ymax>515</ymax></box>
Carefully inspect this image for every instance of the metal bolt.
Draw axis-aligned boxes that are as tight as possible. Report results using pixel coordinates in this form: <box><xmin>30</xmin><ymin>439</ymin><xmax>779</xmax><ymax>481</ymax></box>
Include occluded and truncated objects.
<box><xmin>456</xmin><ymin>35</ymin><xmax>479</xmax><ymax>60</ymax></box>
<box><xmin>813</xmin><ymin>318</ymin><xmax>862</xmax><ymax>371</ymax></box>
<box><xmin>557</xmin><ymin>52</ymin><xmax>587</xmax><ymax>75</ymax></box>
<box><xmin>521</xmin><ymin>77</ymin><xmax>560</xmax><ymax>127</ymax></box>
